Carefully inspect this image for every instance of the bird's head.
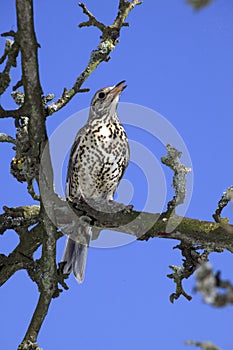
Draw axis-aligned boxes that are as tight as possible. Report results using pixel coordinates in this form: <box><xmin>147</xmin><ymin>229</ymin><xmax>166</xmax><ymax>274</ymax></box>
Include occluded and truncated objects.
<box><xmin>88</xmin><ymin>80</ymin><xmax>127</xmax><ymax>121</ymax></box>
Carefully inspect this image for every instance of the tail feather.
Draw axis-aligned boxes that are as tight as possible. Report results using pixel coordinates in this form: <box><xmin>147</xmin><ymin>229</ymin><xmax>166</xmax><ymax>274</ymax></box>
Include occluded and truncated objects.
<box><xmin>62</xmin><ymin>227</ymin><xmax>91</xmax><ymax>283</ymax></box>
<box><xmin>72</xmin><ymin>241</ymin><xmax>88</xmax><ymax>283</ymax></box>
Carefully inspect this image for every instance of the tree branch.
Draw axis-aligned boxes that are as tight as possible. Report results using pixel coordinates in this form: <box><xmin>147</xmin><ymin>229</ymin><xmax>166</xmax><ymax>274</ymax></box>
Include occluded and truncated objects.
<box><xmin>78</xmin><ymin>2</ymin><xmax>106</xmax><ymax>30</ymax></box>
<box><xmin>0</xmin><ymin>205</ymin><xmax>40</xmax><ymax>235</ymax></box>
<box><xmin>0</xmin><ymin>222</ymin><xmax>42</xmax><ymax>286</ymax></box>
<box><xmin>0</xmin><ymin>132</ymin><xmax>16</xmax><ymax>144</ymax></box>
<box><xmin>46</xmin><ymin>0</ymin><xmax>141</xmax><ymax>115</ymax></box>
<box><xmin>167</xmin><ymin>244</ymin><xmax>210</xmax><ymax>302</ymax></box>
<box><xmin>195</xmin><ymin>263</ymin><xmax>233</xmax><ymax>307</ymax></box>
<box><xmin>1</xmin><ymin>0</ymin><xmax>231</xmax><ymax>348</ymax></box>
<box><xmin>19</xmin><ymin>212</ymin><xmax>59</xmax><ymax>348</ymax></box>
<box><xmin>0</xmin><ymin>37</ymin><xmax>19</xmax><ymax>95</ymax></box>
<box><xmin>187</xmin><ymin>0</ymin><xmax>215</xmax><ymax>10</ymax></box>
<box><xmin>161</xmin><ymin>144</ymin><xmax>191</xmax><ymax>214</ymax></box>
<box><xmin>185</xmin><ymin>340</ymin><xmax>220</xmax><ymax>350</ymax></box>
<box><xmin>0</xmin><ymin>105</ymin><xmax>25</xmax><ymax>118</ymax></box>
<box><xmin>16</xmin><ymin>0</ymin><xmax>46</xmax><ymax>168</ymax></box>
<box><xmin>213</xmin><ymin>185</ymin><xmax>233</xmax><ymax>224</ymax></box>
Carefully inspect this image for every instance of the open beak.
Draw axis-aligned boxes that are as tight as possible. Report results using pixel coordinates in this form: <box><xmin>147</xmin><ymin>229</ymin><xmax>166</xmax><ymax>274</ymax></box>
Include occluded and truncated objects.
<box><xmin>109</xmin><ymin>80</ymin><xmax>127</xmax><ymax>97</ymax></box>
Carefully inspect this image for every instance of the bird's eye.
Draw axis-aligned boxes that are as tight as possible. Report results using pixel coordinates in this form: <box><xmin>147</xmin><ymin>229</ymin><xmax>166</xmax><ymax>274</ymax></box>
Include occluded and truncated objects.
<box><xmin>98</xmin><ymin>92</ymin><xmax>106</xmax><ymax>99</ymax></box>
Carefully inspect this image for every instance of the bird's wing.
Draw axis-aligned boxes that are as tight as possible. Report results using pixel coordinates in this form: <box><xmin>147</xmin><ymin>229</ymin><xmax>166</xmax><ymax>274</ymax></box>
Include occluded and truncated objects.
<box><xmin>66</xmin><ymin>124</ymin><xmax>90</xmax><ymax>199</ymax></box>
<box><xmin>117</xmin><ymin>129</ymin><xmax>130</xmax><ymax>184</ymax></box>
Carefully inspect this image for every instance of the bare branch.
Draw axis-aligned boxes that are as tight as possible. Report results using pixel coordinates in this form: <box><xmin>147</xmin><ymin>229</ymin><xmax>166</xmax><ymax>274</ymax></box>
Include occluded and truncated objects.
<box><xmin>11</xmin><ymin>90</ymin><xmax>25</xmax><ymax>105</ymax></box>
<box><xmin>13</xmin><ymin>78</ymin><xmax>23</xmax><ymax>91</ymax></box>
<box><xmin>1</xmin><ymin>0</ymin><xmax>231</xmax><ymax>347</ymax></box>
<box><xmin>0</xmin><ymin>91</ymin><xmax>25</xmax><ymax>119</ymax></box>
<box><xmin>0</xmin><ymin>222</ymin><xmax>42</xmax><ymax>286</ymax></box>
<box><xmin>187</xmin><ymin>0</ymin><xmax>215</xmax><ymax>10</ymax></box>
<box><xmin>0</xmin><ymin>37</ymin><xmax>19</xmax><ymax>95</ymax></box>
<box><xmin>1</xmin><ymin>30</ymin><xmax>16</xmax><ymax>38</ymax></box>
<box><xmin>161</xmin><ymin>144</ymin><xmax>191</xmax><ymax>214</ymax></box>
<box><xmin>19</xmin><ymin>294</ymin><xmax>52</xmax><ymax>350</ymax></box>
<box><xmin>18</xmin><ymin>340</ymin><xmax>42</xmax><ymax>350</ymax></box>
<box><xmin>27</xmin><ymin>179</ymin><xmax>40</xmax><ymax>201</ymax></box>
<box><xmin>195</xmin><ymin>263</ymin><xmax>233</xmax><ymax>307</ymax></box>
<box><xmin>78</xmin><ymin>2</ymin><xmax>106</xmax><ymax>30</ymax></box>
<box><xmin>213</xmin><ymin>185</ymin><xmax>233</xmax><ymax>223</ymax></box>
<box><xmin>0</xmin><ymin>132</ymin><xmax>16</xmax><ymax>144</ymax></box>
<box><xmin>185</xmin><ymin>340</ymin><xmax>220</xmax><ymax>350</ymax></box>
<box><xmin>0</xmin><ymin>105</ymin><xmax>25</xmax><ymax>118</ymax></box>
<box><xmin>0</xmin><ymin>205</ymin><xmax>40</xmax><ymax>235</ymax></box>
<box><xmin>41</xmin><ymin>93</ymin><xmax>55</xmax><ymax>106</ymax></box>
<box><xmin>212</xmin><ymin>186</ymin><xmax>233</xmax><ymax>235</ymax></box>
<box><xmin>20</xmin><ymin>212</ymin><xmax>59</xmax><ymax>348</ymax></box>
<box><xmin>46</xmin><ymin>87</ymin><xmax>90</xmax><ymax>115</ymax></box>
<box><xmin>168</xmin><ymin>265</ymin><xmax>192</xmax><ymax>302</ymax></box>
<box><xmin>46</xmin><ymin>195</ymin><xmax>233</xmax><ymax>252</ymax></box>
<box><xmin>113</xmin><ymin>0</ymin><xmax>142</xmax><ymax>28</ymax></box>
<box><xmin>167</xmin><ymin>243</ymin><xmax>210</xmax><ymax>302</ymax></box>
<box><xmin>16</xmin><ymin>0</ymin><xmax>46</xmax><ymax>167</ymax></box>
<box><xmin>47</xmin><ymin>0</ymin><xmax>141</xmax><ymax>115</ymax></box>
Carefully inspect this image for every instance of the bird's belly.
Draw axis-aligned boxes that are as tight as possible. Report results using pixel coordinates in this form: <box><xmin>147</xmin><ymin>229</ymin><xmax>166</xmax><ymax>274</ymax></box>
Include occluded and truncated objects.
<box><xmin>78</xmin><ymin>135</ymin><xmax>127</xmax><ymax>199</ymax></box>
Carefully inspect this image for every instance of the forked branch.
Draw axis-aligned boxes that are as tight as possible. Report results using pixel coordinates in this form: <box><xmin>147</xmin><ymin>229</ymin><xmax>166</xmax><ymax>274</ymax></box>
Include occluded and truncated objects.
<box><xmin>46</xmin><ymin>0</ymin><xmax>141</xmax><ymax>115</ymax></box>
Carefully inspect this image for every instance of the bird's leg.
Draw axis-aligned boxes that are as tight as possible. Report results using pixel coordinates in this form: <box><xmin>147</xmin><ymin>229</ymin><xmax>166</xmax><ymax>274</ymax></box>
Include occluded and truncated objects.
<box><xmin>108</xmin><ymin>199</ymin><xmax>133</xmax><ymax>214</ymax></box>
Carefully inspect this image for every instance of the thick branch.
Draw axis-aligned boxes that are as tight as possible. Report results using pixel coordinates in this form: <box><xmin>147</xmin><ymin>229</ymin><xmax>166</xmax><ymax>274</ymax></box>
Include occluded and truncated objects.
<box><xmin>2</xmin><ymin>200</ymin><xmax>233</xmax><ymax>264</ymax></box>
<box><xmin>21</xmin><ymin>187</ymin><xmax>233</xmax><ymax>252</ymax></box>
<box><xmin>20</xmin><ymin>212</ymin><xmax>58</xmax><ymax>347</ymax></box>
<box><xmin>16</xmin><ymin>0</ymin><xmax>46</xmax><ymax>164</ymax></box>
<box><xmin>19</xmin><ymin>294</ymin><xmax>51</xmax><ymax>350</ymax></box>
<box><xmin>46</xmin><ymin>195</ymin><xmax>233</xmax><ymax>253</ymax></box>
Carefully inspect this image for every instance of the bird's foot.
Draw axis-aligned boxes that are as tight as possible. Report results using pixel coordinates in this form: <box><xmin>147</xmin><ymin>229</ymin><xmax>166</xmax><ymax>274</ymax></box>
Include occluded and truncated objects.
<box><xmin>108</xmin><ymin>200</ymin><xmax>133</xmax><ymax>214</ymax></box>
<box><xmin>68</xmin><ymin>196</ymin><xmax>133</xmax><ymax>215</ymax></box>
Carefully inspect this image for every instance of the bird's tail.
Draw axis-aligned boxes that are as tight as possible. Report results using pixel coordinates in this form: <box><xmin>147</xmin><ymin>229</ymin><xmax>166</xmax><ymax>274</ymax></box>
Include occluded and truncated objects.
<box><xmin>62</xmin><ymin>226</ymin><xmax>91</xmax><ymax>283</ymax></box>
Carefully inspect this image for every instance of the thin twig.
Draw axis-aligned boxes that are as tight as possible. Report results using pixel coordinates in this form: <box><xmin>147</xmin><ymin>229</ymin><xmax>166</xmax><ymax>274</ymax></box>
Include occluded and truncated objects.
<box><xmin>0</xmin><ymin>205</ymin><xmax>40</xmax><ymax>235</ymax></box>
<box><xmin>13</xmin><ymin>78</ymin><xmax>23</xmax><ymax>91</ymax></box>
<box><xmin>187</xmin><ymin>0</ymin><xmax>215</xmax><ymax>10</ymax></box>
<box><xmin>46</xmin><ymin>0</ymin><xmax>141</xmax><ymax>115</ymax></box>
<box><xmin>78</xmin><ymin>2</ymin><xmax>106</xmax><ymax>30</ymax></box>
<box><xmin>185</xmin><ymin>340</ymin><xmax>220</xmax><ymax>350</ymax></box>
<box><xmin>1</xmin><ymin>30</ymin><xmax>16</xmax><ymax>38</ymax></box>
<box><xmin>27</xmin><ymin>179</ymin><xmax>40</xmax><ymax>201</ymax></box>
<box><xmin>213</xmin><ymin>186</ymin><xmax>233</xmax><ymax>223</ymax></box>
<box><xmin>167</xmin><ymin>243</ymin><xmax>210</xmax><ymax>302</ymax></box>
<box><xmin>195</xmin><ymin>263</ymin><xmax>233</xmax><ymax>307</ymax></box>
<box><xmin>161</xmin><ymin>144</ymin><xmax>191</xmax><ymax>214</ymax></box>
<box><xmin>0</xmin><ymin>105</ymin><xmax>24</xmax><ymax>118</ymax></box>
<box><xmin>0</xmin><ymin>132</ymin><xmax>16</xmax><ymax>144</ymax></box>
<box><xmin>0</xmin><ymin>38</ymin><xmax>19</xmax><ymax>95</ymax></box>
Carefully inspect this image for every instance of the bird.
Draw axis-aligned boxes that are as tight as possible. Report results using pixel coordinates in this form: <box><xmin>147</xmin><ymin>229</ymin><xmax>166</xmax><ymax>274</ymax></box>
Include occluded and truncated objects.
<box><xmin>62</xmin><ymin>80</ymin><xmax>130</xmax><ymax>283</ymax></box>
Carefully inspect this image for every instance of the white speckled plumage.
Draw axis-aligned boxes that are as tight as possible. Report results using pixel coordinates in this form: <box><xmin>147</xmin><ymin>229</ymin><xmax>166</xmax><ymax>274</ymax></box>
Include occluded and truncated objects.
<box><xmin>62</xmin><ymin>81</ymin><xmax>129</xmax><ymax>283</ymax></box>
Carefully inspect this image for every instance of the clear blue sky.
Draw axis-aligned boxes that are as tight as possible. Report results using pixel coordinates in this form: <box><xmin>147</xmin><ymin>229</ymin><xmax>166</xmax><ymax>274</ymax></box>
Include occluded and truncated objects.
<box><xmin>1</xmin><ymin>1</ymin><xmax>233</xmax><ymax>349</ymax></box>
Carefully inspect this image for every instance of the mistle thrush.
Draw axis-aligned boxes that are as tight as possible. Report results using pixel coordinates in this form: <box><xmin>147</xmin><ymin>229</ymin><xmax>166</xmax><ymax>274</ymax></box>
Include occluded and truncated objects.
<box><xmin>62</xmin><ymin>81</ymin><xmax>130</xmax><ymax>283</ymax></box>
